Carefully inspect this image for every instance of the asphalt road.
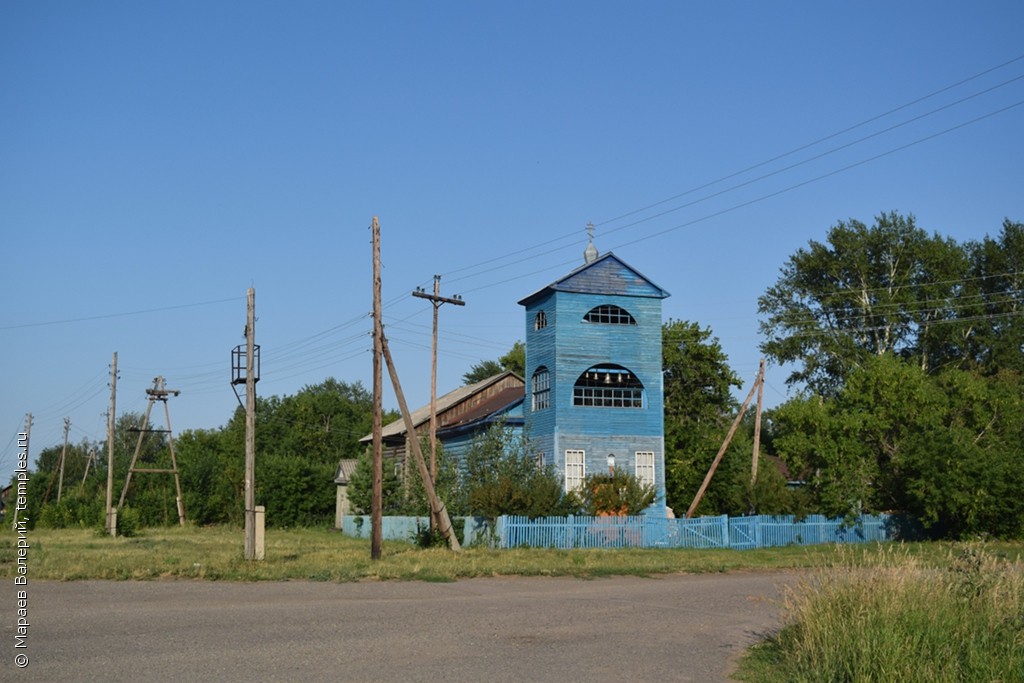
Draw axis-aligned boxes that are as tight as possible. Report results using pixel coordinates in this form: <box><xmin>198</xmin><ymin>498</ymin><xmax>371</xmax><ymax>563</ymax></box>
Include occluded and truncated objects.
<box><xmin>3</xmin><ymin>572</ymin><xmax>796</xmax><ymax>682</ymax></box>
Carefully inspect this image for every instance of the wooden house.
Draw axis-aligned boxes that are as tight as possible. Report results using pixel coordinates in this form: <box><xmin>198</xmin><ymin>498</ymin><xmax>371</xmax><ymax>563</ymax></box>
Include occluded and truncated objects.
<box><xmin>356</xmin><ymin>370</ymin><xmax>524</xmax><ymax>463</ymax></box>
<box><xmin>340</xmin><ymin>372</ymin><xmax>524</xmax><ymax>524</ymax></box>
<box><xmin>518</xmin><ymin>241</ymin><xmax>670</xmax><ymax>513</ymax></box>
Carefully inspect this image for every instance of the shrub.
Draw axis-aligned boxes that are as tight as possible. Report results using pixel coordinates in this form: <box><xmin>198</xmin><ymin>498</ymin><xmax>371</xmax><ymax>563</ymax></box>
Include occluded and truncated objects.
<box><xmin>577</xmin><ymin>469</ymin><xmax>655</xmax><ymax>516</ymax></box>
<box><xmin>463</xmin><ymin>421</ymin><xmax>575</xmax><ymax>518</ymax></box>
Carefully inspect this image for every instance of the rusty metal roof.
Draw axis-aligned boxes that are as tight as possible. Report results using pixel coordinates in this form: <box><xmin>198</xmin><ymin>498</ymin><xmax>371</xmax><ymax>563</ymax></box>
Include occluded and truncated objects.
<box><xmin>360</xmin><ymin>371</ymin><xmax>524</xmax><ymax>442</ymax></box>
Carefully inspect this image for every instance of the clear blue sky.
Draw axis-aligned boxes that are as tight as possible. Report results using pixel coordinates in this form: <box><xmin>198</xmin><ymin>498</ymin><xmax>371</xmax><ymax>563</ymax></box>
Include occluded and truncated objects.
<box><xmin>3</xmin><ymin>1</ymin><xmax>1023</xmax><ymax>481</ymax></box>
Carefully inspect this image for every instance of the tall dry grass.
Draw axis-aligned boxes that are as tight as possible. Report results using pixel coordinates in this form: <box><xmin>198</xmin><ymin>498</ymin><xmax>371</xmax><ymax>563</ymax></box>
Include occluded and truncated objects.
<box><xmin>740</xmin><ymin>543</ymin><xmax>1024</xmax><ymax>682</ymax></box>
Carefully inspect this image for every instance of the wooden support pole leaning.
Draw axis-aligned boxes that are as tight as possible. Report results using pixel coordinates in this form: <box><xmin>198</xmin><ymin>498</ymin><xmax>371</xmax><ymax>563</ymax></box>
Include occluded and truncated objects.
<box><xmin>82</xmin><ymin>447</ymin><xmax>96</xmax><ymax>485</ymax></box>
<box><xmin>164</xmin><ymin>392</ymin><xmax>186</xmax><ymax>526</ymax></box>
<box><xmin>685</xmin><ymin>368</ymin><xmax>762</xmax><ymax>519</ymax></box>
<box><xmin>750</xmin><ymin>358</ymin><xmax>765</xmax><ymax>490</ymax></box>
<box><xmin>117</xmin><ymin>387</ymin><xmax>158</xmax><ymax>512</ymax></box>
<box><xmin>44</xmin><ymin>417</ymin><xmax>70</xmax><ymax>504</ymax></box>
<box><xmin>380</xmin><ymin>333</ymin><xmax>462</xmax><ymax>552</ymax></box>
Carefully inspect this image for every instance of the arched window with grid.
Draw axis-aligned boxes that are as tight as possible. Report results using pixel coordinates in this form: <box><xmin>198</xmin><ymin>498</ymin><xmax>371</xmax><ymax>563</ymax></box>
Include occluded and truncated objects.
<box><xmin>572</xmin><ymin>364</ymin><xmax>643</xmax><ymax>408</ymax></box>
<box><xmin>583</xmin><ymin>304</ymin><xmax>636</xmax><ymax>325</ymax></box>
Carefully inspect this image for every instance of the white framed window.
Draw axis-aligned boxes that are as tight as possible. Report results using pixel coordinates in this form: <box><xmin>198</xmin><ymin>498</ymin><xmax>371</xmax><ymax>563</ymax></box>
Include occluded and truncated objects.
<box><xmin>635</xmin><ymin>451</ymin><xmax>655</xmax><ymax>489</ymax></box>
<box><xmin>583</xmin><ymin>304</ymin><xmax>636</xmax><ymax>325</ymax></box>
<box><xmin>532</xmin><ymin>366</ymin><xmax>550</xmax><ymax>411</ymax></box>
<box><xmin>573</xmin><ymin>365</ymin><xmax>643</xmax><ymax>408</ymax></box>
<box><xmin>534</xmin><ymin>310</ymin><xmax>548</xmax><ymax>330</ymax></box>
<box><xmin>564</xmin><ymin>449</ymin><xmax>586</xmax><ymax>492</ymax></box>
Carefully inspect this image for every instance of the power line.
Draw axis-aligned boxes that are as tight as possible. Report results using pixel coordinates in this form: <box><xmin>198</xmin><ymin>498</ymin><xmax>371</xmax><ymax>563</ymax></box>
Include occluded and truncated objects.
<box><xmin>596</xmin><ymin>54</ymin><xmax>1024</xmax><ymax>228</ymax></box>
<box><xmin>439</xmin><ymin>54</ymin><xmax>1024</xmax><ymax>287</ymax></box>
<box><xmin>602</xmin><ymin>100</ymin><xmax>1024</xmax><ymax>256</ymax></box>
<box><xmin>590</xmin><ymin>74</ymin><xmax>1024</xmax><ymax>242</ymax></box>
<box><xmin>786</xmin><ymin>309</ymin><xmax>1024</xmax><ymax>339</ymax></box>
<box><xmin>0</xmin><ymin>296</ymin><xmax>244</xmax><ymax>331</ymax></box>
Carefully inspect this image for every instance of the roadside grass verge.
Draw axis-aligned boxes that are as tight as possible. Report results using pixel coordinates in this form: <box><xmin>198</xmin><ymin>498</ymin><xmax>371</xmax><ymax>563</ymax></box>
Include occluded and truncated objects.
<box><xmin>735</xmin><ymin>543</ymin><xmax>1024</xmax><ymax>682</ymax></box>
<box><xmin>2</xmin><ymin>525</ymin><xmax>1021</xmax><ymax>584</ymax></box>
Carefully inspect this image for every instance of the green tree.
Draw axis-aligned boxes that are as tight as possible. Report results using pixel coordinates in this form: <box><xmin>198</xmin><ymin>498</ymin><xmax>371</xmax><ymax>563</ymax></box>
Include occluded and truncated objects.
<box><xmin>758</xmin><ymin>212</ymin><xmax>971</xmax><ymax>395</ymax></box>
<box><xmin>347</xmin><ymin>448</ymin><xmax>406</xmax><ymax>515</ymax></box>
<box><xmin>462</xmin><ymin>421</ymin><xmax>574</xmax><ymax>518</ymax></box>
<box><xmin>962</xmin><ymin>219</ymin><xmax>1024</xmax><ymax>375</ymax></box>
<box><xmin>463</xmin><ymin>341</ymin><xmax>525</xmax><ymax>384</ymax></box>
<box><xmin>898</xmin><ymin>369</ymin><xmax>1024</xmax><ymax>538</ymax></box>
<box><xmin>661</xmin><ymin>319</ymin><xmax>743</xmax><ymax>516</ymax></box>
<box><xmin>176</xmin><ymin>428</ymin><xmax>243</xmax><ymax>526</ymax></box>
<box><xmin>219</xmin><ymin>378</ymin><xmax>376</xmax><ymax>528</ymax></box>
<box><xmin>256</xmin><ymin>454</ymin><xmax>336</xmax><ymax>527</ymax></box>
<box><xmin>770</xmin><ymin>355</ymin><xmax>1024</xmax><ymax>538</ymax></box>
<box><xmin>222</xmin><ymin>378</ymin><xmax>374</xmax><ymax>467</ymax></box>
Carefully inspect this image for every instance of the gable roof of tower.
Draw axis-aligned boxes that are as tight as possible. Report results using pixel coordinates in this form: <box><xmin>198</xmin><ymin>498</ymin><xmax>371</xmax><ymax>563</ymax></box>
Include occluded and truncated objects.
<box><xmin>517</xmin><ymin>251</ymin><xmax>670</xmax><ymax>307</ymax></box>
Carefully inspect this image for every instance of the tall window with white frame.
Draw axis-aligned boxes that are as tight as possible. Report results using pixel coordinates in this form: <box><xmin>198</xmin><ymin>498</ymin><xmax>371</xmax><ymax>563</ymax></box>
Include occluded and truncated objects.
<box><xmin>532</xmin><ymin>366</ymin><xmax>550</xmax><ymax>411</ymax></box>
<box><xmin>564</xmin><ymin>449</ymin><xmax>585</xmax><ymax>492</ymax></box>
<box><xmin>635</xmin><ymin>451</ymin><xmax>655</xmax><ymax>489</ymax></box>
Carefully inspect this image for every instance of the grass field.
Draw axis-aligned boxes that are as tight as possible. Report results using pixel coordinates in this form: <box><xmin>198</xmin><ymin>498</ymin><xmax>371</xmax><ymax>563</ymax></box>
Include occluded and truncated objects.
<box><xmin>735</xmin><ymin>543</ymin><xmax>1024</xmax><ymax>682</ymax></box>
<box><xmin>5</xmin><ymin>526</ymin><xmax>1023</xmax><ymax>680</ymax></box>
<box><xmin>2</xmin><ymin>525</ymin><xmax>1022</xmax><ymax>583</ymax></box>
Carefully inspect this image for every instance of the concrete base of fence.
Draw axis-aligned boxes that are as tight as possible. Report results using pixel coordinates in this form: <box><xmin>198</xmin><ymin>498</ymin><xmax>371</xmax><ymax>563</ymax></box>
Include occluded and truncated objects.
<box><xmin>499</xmin><ymin>513</ymin><xmax>892</xmax><ymax>550</ymax></box>
<box><xmin>340</xmin><ymin>516</ymin><xmax>498</xmax><ymax>548</ymax></box>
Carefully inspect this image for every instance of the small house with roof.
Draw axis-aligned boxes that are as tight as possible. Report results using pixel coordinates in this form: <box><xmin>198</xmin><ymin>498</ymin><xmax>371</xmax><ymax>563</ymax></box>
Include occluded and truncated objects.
<box><xmin>519</xmin><ymin>237</ymin><xmax>670</xmax><ymax>514</ymax></box>
<box><xmin>339</xmin><ymin>371</ymin><xmax>524</xmax><ymax>525</ymax></box>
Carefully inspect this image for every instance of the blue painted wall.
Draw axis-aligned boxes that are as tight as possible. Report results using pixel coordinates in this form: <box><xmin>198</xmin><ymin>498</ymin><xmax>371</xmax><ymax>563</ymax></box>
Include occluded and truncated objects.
<box><xmin>438</xmin><ymin>401</ymin><xmax>523</xmax><ymax>466</ymax></box>
<box><xmin>520</xmin><ymin>253</ymin><xmax>669</xmax><ymax>512</ymax></box>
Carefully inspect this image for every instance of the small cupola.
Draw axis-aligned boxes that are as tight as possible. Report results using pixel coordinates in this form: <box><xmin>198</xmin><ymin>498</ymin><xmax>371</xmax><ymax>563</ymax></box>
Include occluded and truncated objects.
<box><xmin>584</xmin><ymin>221</ymin><xmax>599</xmax><ymax>263</ymax></box>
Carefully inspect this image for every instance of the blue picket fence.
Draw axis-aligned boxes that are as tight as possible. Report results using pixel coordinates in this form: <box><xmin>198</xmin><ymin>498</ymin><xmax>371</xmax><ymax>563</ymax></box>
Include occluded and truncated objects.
<box><xmin>497</xmin><ymin>513</ymin><xmax>891</xmax><ymax>550</ymax></box>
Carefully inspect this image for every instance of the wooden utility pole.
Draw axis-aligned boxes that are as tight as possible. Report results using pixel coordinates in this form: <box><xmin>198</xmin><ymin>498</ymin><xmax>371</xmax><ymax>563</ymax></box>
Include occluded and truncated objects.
<box><xmin>751</xmin><ymin>359</ymin><xmax>765</xmax><ymax>489</ymax></box>
<box><xmin>162</xmin><ymin>386</ymin><xmax>186</xmax><ymax>526</ymax></box>
<box><xmin>412</xmin><ymin>275</ymin><xmax>464</xmax><ymax>529</ymax></box>
<box><xmin>685</xmin><ymin>367</ymin><xmax>763</xmax><ymax>519</ymax></box>
<box><xmin>105</xmin><ymin>352</ymin><xmax>117</xmax><ymax>535</ymax></box>
<box><xmin>370</xmin><ymin>217</ymin><xmax>384</xmax><ymax>561</ymax></box>
<box><xmin>244</xmin><ymin>287</ymin><xmax>257</xmax><ymax>560</ymax></box>
<box><xmin>381</xmin><ymin>334</ymin><xmax>461</xmax><ymax>551</ymax></box>
<box><xmin>44</xmin><ymin>417</ymin><xmax>70</xmax><ymax>504</ymax></box>
<box><xmin>57</xmin><ymin>417</ymin><xmax>70</xmax><ymax>502</ymax></box>
<box><xmin>82</xmin><ymin>447</ymin><xmax>96</xmax><ymax>484</ymax></box>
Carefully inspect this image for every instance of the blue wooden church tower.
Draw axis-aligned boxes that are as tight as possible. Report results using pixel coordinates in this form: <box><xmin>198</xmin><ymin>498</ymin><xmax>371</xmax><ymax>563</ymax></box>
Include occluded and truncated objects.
<box><xmin>519</xmin><ymin>233</ymin><xmax>670</xmax><ymax>513</ymax></box>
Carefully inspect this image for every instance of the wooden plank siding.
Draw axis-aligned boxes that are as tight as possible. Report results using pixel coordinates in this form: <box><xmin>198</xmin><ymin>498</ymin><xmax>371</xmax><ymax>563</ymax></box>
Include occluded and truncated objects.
<box><xmin>520</xmin><ymin>252</ymin><xmax>670</xmax><ymax>513</ymax></box>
